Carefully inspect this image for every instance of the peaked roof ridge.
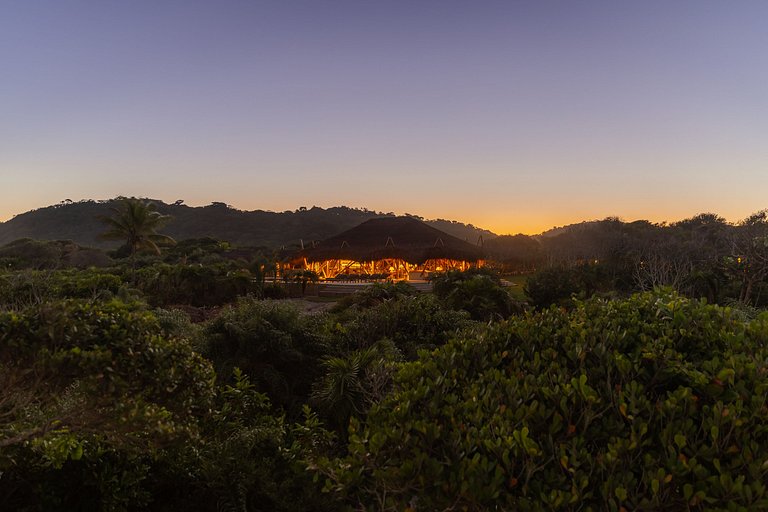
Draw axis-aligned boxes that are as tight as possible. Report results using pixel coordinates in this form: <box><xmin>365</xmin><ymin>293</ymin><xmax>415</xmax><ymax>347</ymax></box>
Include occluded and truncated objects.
<box><xmin>293</xmin><ymin>215</ymin><xmax>484</xmax><ymax>264</ymax></box>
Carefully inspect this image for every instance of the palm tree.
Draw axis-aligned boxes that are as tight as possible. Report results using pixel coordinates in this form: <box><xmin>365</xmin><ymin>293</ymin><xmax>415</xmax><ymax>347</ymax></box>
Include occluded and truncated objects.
<box><xmin>99</xmin><ymin>198</ymin><xmax>175</xmax><ymax>257</ymax></box>
<box><xmin>311</xmin><ymin>341</ymin><xmax>397</xmax><ymax>440</ymax></box>
<box><xmin>284</xmin><ymin>269</ymin><xmax>319</xmax><ymax>295</ymax></box>
<box><xmin>249</xmin><ymin>252</ymin><xmax>278</xmax><ymax>288</ymax></box>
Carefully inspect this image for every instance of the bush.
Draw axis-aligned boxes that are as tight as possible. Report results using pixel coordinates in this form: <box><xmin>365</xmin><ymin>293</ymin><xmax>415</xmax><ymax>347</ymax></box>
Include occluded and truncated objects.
<box><xmin>262</xmin><ymin>283</ymin><xmax>289</xmax><ymax>299</ymax></box>
<box><xmin>146</xmin><ymin>372</ymin><xmax>337</xmax><ymax>512</ymax></box>
<box><xmin>432</xmin><ymin>268</ymin><xmax>520</xmax><ymax>320</ymax></box>
<box><xmin>201</xmin><ymin>298</ymin><xmax>330</xmax><ymax>416</ymax></box>
<box><xmin>0</xmin><ymin>269</ymin><xmax>125</xmax><ymax>308</ymax></box>
<box><xmin>0</xmin><ymin>299</ymin><xmax>216</xmax><ymax>509</ymax></box>
<box><xmin>321</xmin><ymin>291</ymin><xmax>768</xmax><ymax>510</ymax></box>
<box><xmin>154</xmin><ymin>307</ymin><xmax>205</xmax><ymax>349</ymax></box>
<box><xmin>524</xmin><ymin>264</ymin><xmax>620</xmax><ymax>309</ymax></box>
<box><xmin>342</xmin><ymin>293</ymin><xmax>473</xmax><ymax>359</ymax></box>
<box><xmin>311</xmin><ymin>341</ymin><xmax>400</xmax><ymax>441</ymax></box>
<box><xmin>0</xmin><ymin>239</ymin><xmax>66</xmax><ymax>269</ymax></box>
<box><xmin>330</xmin><ymin>281</ymin><xmax>418</xmax><ymax>315</ymax></box>
<box><xmin>524</xmin><ymin>266</ymin><xmax>584</xmax><ymax>308</ymax></box>
<box><xmin>0</xmin><ymin>300</ymin><xmax>337</xmax><ymax>511</ymax></box>
<box><xmin>134</xmin><ymin>263</ymin><xmax>259</xmax><ymax>306</ymax></box>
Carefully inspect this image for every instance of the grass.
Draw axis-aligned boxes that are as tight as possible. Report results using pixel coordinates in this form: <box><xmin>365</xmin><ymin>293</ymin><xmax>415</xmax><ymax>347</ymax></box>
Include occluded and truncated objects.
<box><xmin>501</xmin><ymin>274</ymin><xmax>530</xmax><ymax>301</ymax></box>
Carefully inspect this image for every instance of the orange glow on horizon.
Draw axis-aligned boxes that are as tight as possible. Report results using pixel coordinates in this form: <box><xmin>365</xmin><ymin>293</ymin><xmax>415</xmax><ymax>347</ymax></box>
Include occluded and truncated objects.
<box><xmin>1</xmin><ymin>198</ymin><xmax>765</xmax><ymax>239</ymax></box>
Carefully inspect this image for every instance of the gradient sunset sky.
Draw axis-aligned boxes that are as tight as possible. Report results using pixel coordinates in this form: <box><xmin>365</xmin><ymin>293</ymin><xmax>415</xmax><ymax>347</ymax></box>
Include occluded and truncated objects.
<box><xmin>2</xmin><ymin>1</ymin><xmax>767</xmax><ymax>234</ymax></box>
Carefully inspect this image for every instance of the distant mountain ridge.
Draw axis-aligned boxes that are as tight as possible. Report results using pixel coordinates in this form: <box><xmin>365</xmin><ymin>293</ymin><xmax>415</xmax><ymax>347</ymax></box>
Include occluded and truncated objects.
<box><xmin>0</xmin><ymin>199</ymin><xmax>497</xmax><ymax>249</ymax></box>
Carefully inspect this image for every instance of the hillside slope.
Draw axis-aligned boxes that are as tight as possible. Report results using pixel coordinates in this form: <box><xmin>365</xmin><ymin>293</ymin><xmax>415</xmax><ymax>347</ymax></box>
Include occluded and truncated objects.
<box><xmin>0</xmin><ymin>199</ymin><xmax>496</xmax><ymax>249</ymax></box>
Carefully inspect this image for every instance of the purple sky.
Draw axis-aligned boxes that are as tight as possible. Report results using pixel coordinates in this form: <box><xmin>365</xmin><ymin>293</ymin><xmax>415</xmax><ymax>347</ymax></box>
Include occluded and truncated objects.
<box><xmin>2</xmin><ymin>1</ymin><xmax>767</xmax><ymax>233</ymax></box>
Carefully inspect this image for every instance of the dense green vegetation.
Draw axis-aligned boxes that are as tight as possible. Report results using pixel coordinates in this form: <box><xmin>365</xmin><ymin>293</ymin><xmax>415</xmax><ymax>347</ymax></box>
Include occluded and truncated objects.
<box><xmin>491</xmin><ymin>211</ymin><xmax>768</xmax><ymax>310</ymax></box>
<box><xmin>2</xmin><ymin>207</ymin><xmax>768</xmax><ymax>510</ymax></box>
<box><xmin>0</xmin><ymin>299</ymin><xmax>332</xmax><ymax>511</ymax></box>
<box><xmin>0</xmin><ymin>198</ymin><xmax>494</xmax><ymax>249</ymax></box>
<box><xmin>319</xmin><ymin>292</ymin><xmax>768</xmax><ymax>510</ymax></box>
<box><xmin>0</xmin><ymin>239</ymin><xmax>504</xmax><ymax>510</ymax></box>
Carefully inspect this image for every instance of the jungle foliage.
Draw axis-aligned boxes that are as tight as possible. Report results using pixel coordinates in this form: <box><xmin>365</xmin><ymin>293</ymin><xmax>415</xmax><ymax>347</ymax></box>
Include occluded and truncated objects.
<box><xmin>0</xmin><ymin>199</ymin><xmax>493</xmax><ymax>250</ymax></box>
<box><xmin>0</xmin><ymin>299</ymin><xmax>333</xmax><ymax>512</ymax></box>
<box><xmin>0</xmin><ymin>255</ymin><xmax>498</xmax><ymax>509</ymax></box>
<box><xmin>3</xmin><ymin>220</ymin><xmax>768</xmax><ymax>510</ymax></box>
<box><xmin>509</xmin><ymin>211</ymin><xmax>768</xmax><ymax>309</ymax></box>
<box><xmin>320</xmin><ymin>291</ymin><xmax>768</xmax><ymax>511</ymax></box>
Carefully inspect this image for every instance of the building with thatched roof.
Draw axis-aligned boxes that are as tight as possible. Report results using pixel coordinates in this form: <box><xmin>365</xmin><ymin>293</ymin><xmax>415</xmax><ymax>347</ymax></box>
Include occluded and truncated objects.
<box><xmin>284</xmin><ymin>216</ymin><xmax>484</xmax><ymax>280</ymax></box>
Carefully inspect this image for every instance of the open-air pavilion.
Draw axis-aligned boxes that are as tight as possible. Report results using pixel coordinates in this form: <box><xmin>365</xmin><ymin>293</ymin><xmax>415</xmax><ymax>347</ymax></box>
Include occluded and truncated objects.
<box><xmin>283</xmin><ymin>216</ymin><xmax>484</xmax><ymax>281</ymax></box>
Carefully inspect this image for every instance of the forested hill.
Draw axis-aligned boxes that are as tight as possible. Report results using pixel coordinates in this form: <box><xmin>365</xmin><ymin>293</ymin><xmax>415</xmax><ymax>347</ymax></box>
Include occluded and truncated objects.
<box><xmin>0</xmin><ymin>199</ymin><xmax>497</xmax><ymax>248</ymax></box>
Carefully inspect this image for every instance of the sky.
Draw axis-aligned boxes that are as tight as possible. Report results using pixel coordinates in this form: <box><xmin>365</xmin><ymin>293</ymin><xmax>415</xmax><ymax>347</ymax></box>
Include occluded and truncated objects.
<box><xmin>1</xmin><ymin>1</ymin><xmax>767</xmax><ymax>234</ymax></box>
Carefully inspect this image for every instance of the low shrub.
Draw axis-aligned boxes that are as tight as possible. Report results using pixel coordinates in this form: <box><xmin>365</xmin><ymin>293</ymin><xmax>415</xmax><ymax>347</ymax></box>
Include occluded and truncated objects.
<box><xmin>342</xmin><ymin>293</ymin><xmax>472</xmax><ymax>358</ymax></box>
<box><xmin>321</xmin><ymin>291</ymin><xmax>768</xmax><ymax>510</ymax></box>
<box><xmin>134</xmin><ymin>263</ymin><xmax>259</xmax><ymax>306</ymax></box>
<box><xmin>201</xmin><ymin>298</ymin><xmax>330</xmax><ymax>416</ymax></box>
<box><xmin>524</xmin><ymin>264</ymin><xmax>617</xmax><ymax>308</ymax></box>
<box><xmin>432</xmin><ymin>268</ymin><xmax>520</xmax><ymax>320</ymax></box>
<box><xmin>0</xmin><ymin>299</ymin><xmax>216</xmax><ymax>509</ymax></box>
<box><xmin>0</xmin><ymin>269</ymin><xmax>125</xmax><ymax>308</ymax></box>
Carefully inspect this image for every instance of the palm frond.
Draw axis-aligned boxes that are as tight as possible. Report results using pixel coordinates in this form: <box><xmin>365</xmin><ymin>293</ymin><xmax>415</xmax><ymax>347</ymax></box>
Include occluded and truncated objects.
<box><xmin>97</xmin><ymin>198</ymin><xmax>174</xmax><ymax>255</ymax></box>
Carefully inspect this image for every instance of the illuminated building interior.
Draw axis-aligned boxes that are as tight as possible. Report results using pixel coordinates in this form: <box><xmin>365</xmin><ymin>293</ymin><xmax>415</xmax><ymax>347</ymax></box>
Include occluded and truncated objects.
<box><xmin>283</xmin><ymin>216</ymin><xmax>484</xmax><ymax>281</ymax></box>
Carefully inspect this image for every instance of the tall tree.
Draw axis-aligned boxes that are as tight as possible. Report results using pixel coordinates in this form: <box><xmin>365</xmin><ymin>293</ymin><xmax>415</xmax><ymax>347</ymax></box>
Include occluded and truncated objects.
<box><xmin>99</xmin><ymin>198</ymin><xmax>175</xmax><ymax>256</ymax></box>
<box><xmin>731</xmin><ymin>210</ymin><xmax>768</xmax><ymax>304</ymax></box>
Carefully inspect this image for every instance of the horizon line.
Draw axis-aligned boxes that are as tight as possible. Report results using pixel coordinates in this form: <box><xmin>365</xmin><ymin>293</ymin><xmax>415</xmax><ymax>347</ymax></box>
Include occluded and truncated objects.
<box><xmin>1</xmin><ymin>196</ymin><xmax>764</xmax><ymax>238</ymax></box>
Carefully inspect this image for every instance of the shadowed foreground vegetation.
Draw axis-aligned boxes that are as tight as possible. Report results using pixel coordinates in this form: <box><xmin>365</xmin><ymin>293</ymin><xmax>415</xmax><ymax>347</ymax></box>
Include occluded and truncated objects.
<box><xmin>2</xmin><ymin>208</ymin><xmax>768</xmax><ymax>510</ymax></box>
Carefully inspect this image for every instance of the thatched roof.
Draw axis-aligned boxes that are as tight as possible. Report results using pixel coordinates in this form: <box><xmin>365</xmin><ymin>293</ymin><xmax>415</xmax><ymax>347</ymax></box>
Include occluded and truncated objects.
<box><xmin>292</xmin><ymin>217</ymin><xmax>484</xmax><ymax>264</ymax></box>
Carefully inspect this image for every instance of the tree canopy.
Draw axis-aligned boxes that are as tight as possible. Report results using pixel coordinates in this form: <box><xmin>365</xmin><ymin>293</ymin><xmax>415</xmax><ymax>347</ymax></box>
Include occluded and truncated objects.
<box><xmin>98</xmin><ymin>198</ymin><xmax>175</xmax><ymax>256</ymax></box>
